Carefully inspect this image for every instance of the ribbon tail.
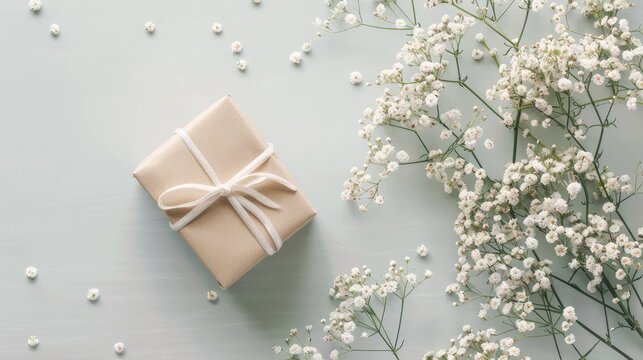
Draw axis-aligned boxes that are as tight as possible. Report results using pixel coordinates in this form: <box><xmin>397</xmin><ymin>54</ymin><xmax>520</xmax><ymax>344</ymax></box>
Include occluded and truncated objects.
<box><xmin>232</xmin><ymin>186</ymin><xmax>281</xmax><ymax>209</ymax></box>
<box><xmin>227</xmin><ymin>195</ymin><xmax>278</xmax><ymax>256</ymax></box>
<box><xmin>235</xmin><ymin>196</ymin><xmax>283</xmax><ymax>252</ymax></box>
<box><xmin>242</xmin><ymin>172</ymin><xmax>298</xmax><ymax>191</ymax></box>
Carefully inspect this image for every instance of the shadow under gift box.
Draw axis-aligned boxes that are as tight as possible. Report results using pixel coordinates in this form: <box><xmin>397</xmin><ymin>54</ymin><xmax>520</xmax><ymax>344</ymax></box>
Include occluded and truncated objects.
<box><xmin>133</xmin><ymin>96</ymin><xmax>316</xmax><ymax>288</ymax></box>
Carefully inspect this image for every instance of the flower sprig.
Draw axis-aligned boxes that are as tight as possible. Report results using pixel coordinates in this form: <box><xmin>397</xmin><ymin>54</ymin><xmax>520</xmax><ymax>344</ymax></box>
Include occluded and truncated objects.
<box><xmin>275</xmin><ymin>257</ymin><xmax>432</xmax><ymax>359</ymax></box>
<box><xmin>318</xmin><ymin>0</ymin><xmax>642</xmax><ymax>359</ymax></box>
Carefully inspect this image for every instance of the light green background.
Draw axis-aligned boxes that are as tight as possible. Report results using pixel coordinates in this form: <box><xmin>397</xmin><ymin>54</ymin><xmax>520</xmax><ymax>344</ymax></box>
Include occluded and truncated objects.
<box><xmin>1</xmin><ymin>1</ymin><xmax>641</xmax><ymax>359</ymax></box>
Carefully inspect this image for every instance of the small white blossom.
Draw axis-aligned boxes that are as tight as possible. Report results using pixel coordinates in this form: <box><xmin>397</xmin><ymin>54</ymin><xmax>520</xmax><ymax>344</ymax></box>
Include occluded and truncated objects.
<box><xmin>289</xmin><ymin>344</ymin><xmax>302</xmax><ymax>355</ymax></box>
<box><xmin>350</xmin><ymin>71</ymin><xmax>363</xmax><ymax>85</ymax></box>
<box><xmin>302</xmin><ymin>42</ymin><xmax>312</xmax><ymax>53</ymax></box>
<box><xmin>564</xmin><ymin>334</ymin><xmax>576</xmax><ymax>344</ymax></box>
<box><xmin>395</xmin><ymin>19</ymin><xmax>407</xmax><ymax>29</ymax></box>
<box><xmin>29</xmin><ymin>0</ymin><xmax>42</xmax><ymax>12</ymax></box>
<box><xmin>231</xmin><ymin>41</ymin><xmax>243</xmax><ymax>54</ymax></box>
<box><xmin>484</xmin><ymin>139</ymin><xmax>495</xmax><ymax>149</ymax></box>
<box><xmin>27</xmin><ymin>336</ymin><xmax>39</xmax><ymax>348</ymax></box>
<box><xmin>472</xmin><ymin>48</ymin><xmax>484</xmax><ymax>60</ymax></box>
<box><xmin>602</xmin><ymin>202</ymin><xmax>616</xmax><ymax>213</ymax></box>
<box><xmin>417</xmin><ymin>244</ymin><xmax>428</xmax><ymax>257</ymax></box>
<box><xmin>566</xmin><ymin>182</ymin><xmax>582</xmax><ymax>200</ymax></box>
<box><xmin>557</xmin><ymin>78</ymin><xmax>573</xmax><ymax>91</ymax></box>
<box><xmin>49</xmin><ymin>24</ymin><xmax>60</xmax><ymax>36</ymax></box>
<box><xmin>87</xmin><ymin>288</ymin><xmax>100</xmax><ymax>302</ymax></box>
<box><xmin>207</xmin><ymin>290</ymin><xmax>218</xmax><ymax>301</ymax></box>
<box><xmin>113</xmin><ymin>342</ymin><xmax>125</xmax><ymax>354</ymax></box>
<box><xmin>345</xmin><ymin>14</ymin><xmax>358</xmax><ymax>25</ymax></box>
<box><xmin>396</xmin><ymin>150</ymin><xmax>409</xmax><ymax>162</ymax></box>
<box><xmin>289</xmin><ymin>51</ymin><xmax>302</xmax><ymax>64</ymax></box>
<box><xmin>144</xmin><ymin>22</ymin><xmax>155</xmax><ymax>33</ymax></box>
<box><xmin>211</xmin><ymin>23</ymin><xmax>223</xmax><ymax>34</ymax></box>
<box><xmin>25</xmin><ymin>266</ymin><xmax>38</xmax><ymax>280</ymax></box>
<box><xmin>236</xmin><ymin>59</ymin><xmax>248</xmax><ymax>71</ymax></box>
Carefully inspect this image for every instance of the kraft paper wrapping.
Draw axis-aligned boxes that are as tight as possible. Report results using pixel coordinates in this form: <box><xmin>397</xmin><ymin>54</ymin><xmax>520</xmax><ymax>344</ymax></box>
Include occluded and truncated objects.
<box><xmin>133</xmin><ymin>96</ymin><xmax>316</xmax><ymax>288</ymax></box>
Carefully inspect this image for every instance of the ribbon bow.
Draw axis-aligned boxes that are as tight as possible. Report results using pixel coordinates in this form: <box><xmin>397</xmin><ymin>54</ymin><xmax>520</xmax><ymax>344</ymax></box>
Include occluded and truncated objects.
<box><xmin>157</xmin><ymin>129</ymin><xmax>297</xmax><ymax>256</ymax></box>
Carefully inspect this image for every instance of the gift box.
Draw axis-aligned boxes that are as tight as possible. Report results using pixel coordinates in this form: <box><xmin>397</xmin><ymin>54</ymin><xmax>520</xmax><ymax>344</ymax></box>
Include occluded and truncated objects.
<box><xmin>133</xmin><ymin>96</ymin><xmax>316</xmax><ymax>288</ymax></box>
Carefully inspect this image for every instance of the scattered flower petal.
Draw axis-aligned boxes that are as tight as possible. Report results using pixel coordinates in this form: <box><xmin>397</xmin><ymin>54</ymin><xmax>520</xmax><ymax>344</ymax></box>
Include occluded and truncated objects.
<box><xmin>236</xmin><ymin>59</ymin><xmax>247</xmax><ymax>71</ymax></box>
<box><xmin>49</xmin><ymin>24</ymin><xmax>60</xmax><ymax>36</ymax></box>
<box><xmin>289</xmin><ymin>51</ymin><xmax>302</xmax><ymax>65</ymax></box>
<box><xmin>144</xmin><ymin>22</ymin><xmax>155</xmax><ymax>33</ymax></box>
<box><xmin>211</xmin><ymin>22</ymin><xmax>223</xmax><ymax>34</ymax></box>
<box><xmin>231</xmin><ymin>41</ymin><xmax>243</xmax><ymax>54</ymax></box>
<box><xmin>27</xmin><ymin>336</ymin><xmax>39</xmax><ymax>348</ymax></box>
<box><xmin>29</xmin><ymin>0</ymin><xmax>42</xmax><ymax>12</ymax></box>
<box><xmin>25</xmin><ymin>266</ymin><xmax>38</xmax><ymax>280</ymax></box>
<box><xmin>349</xmin><ymin>71</ymin><xmax>362</xmax><ymax>85</ymax></box>
<box><xmin>87</xmin><ymin>288</ymin><xmax>100</xmax><ymax>302</ymax></box>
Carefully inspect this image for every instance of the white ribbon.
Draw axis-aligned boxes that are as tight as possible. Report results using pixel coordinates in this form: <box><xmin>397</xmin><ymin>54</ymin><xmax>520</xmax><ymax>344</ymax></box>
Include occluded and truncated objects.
<box><xmin>157</xmin><ymin>129</ymin><xmax>297</xmax><ymax>256</ymax></box>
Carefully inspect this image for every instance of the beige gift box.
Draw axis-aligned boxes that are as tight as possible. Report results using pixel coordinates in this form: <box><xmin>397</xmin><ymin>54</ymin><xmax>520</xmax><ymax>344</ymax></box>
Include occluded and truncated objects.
<box><xmin>133</xmin><ymin>96</ymin><xmax>316</xmax><ymax>288</ymax></box>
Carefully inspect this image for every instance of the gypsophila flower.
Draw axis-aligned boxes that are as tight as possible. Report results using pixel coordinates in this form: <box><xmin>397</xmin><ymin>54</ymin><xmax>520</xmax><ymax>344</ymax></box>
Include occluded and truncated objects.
<box><xmin>313</xmin><ymin>3</ymin><xmax>643</xmax><ymax>359</ymax></box>
<box><xmin>289</xmin><ymin>344</ymin><xmax>302</xmax><ymax>355</ymax></box>
<box><xmin>231</xmin><ymin>41</ymin><xmax>243</xmax><ymax>54</ymax></box>
<box><xmin>484</xmin><ymin>139</ymin><xmax>495</xmax><ymax>149</ymax></box>
<box><xmin>29</xmin><ymin>0</ymin><xmax>41</xmax><ymax>12</ymax></box>
<box><xmin>25</xmin><ymin>266</ymin><xmax>38</xmax><ymax>280</ymax></box>
<box><xmin>602</xmin><ymin>202</ymin><xmax>616</xmax><ymax>213</ymax></box>
<box><xmin>211</xmin><ymin>22</ymin><xmax>223</xmax><ymax>33</ymax></box>
<box><xmin>396</xmin><ymin>150</ymin><xmax>409</xmax><ymax>162</ymax></box>
<box><xmin>417</xmin><ymin>244</ymin><xmax>428</xmax><ymax>257</ymax></box>
<box><xmin>236</xmin><ymin>59</ymin><xmax>247</xmax><ymax>71</ymax></box>
<box><xmin>302</xmin><ymin>42</ymin><xmax>312</xmax><ymax>53</ymax></box>
<box><xmin>49</xmin><ymin>24</ymin><xmax>60</xmax><ymax>36</ymax></box>
<box><xmin>472</xmin><ymin>48</ymin><xmax>484</xmax><ymax>60</ymax></box>
<box><xmin>345</xmin><ymin>13</ymin><xmax>358</xmax><ymax>25</ymax></box>
<box><xmin>289</xmin><ymin>51</ymin><xmax>302</xmax><ymax>64</ymax></box>
<box><xmin>272</xmin><ymin>346</ymin><xmax>282</xmax><ymax>354</ymax></box>
<box><xmin>87</xmin><ymin>288</ymin><xmax>100</xmax><ymax>302</ymax></box>
<box><xmin>27</xmin><ymin>336</ymin><xmax>39</xmax><ymax>348</ymax></box>
<box><xmin>252</xmin><ymin>0</ymin><xmax>262</xmax><ymax>4</ymax></box>
<box><xmin>207</xmin><ymin>290</ymin><xmax>218</xmax><ymax>301</ymax></box>
<box><xmin>566</xmin><ymin>182</ymin><xmax>582</xmax><ymax>199</ymax></box>
<box><xmin>350</xmin><ymin>71</ymin><xmax>363</xmax><ymax>85</ymax></box>
<box><xmin>557</xmin><ymin>78</ymin><xmax>573</xmax><ymax>91</ymax></box>
<box><xmin>395</xmin><ymin>19</ymin><xmax>407</xmax><ymax>29</ymax></box>
<box><xmin>113</xmin><ymin>342</ymin><xmax>125</xmax><ymax>354</ymax></box>
<box><xmin>144</xmin><ymin>22</ymin><xmax>155</xmax><ymax>33</ymax></box>
<box><xmin>564</xmin><ymin>334</ymin><xmax>576</xmax><ymax>345</ymax></box>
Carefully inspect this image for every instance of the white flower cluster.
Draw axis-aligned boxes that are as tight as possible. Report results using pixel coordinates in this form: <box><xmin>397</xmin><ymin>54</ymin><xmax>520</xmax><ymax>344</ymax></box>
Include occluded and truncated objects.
<box><xmin>275</xmin><ymin>258</ymin><xmax>431</xmax><ymax>359</ymax></box>
<box><xmin>488</xmin><ymin>23</ymin><xmax>642</xmax><ymax>116</ymax></box>
<box><xmin>424</xmin><ymin>326</ymin><xmax>528</xmax><ymax>360</ymax></box>
<box><xmin>327</xmin><ymin>0</ymin><xmax>643</xmax><ymax>358</ymax></box>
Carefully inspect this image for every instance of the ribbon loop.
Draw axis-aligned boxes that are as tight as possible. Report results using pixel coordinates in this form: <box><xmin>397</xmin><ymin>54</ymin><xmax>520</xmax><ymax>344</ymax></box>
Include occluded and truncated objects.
<box><xmin>157</xmin><ymin>128</ymin><xmax>297</xmax><ymax>255</ymax></box>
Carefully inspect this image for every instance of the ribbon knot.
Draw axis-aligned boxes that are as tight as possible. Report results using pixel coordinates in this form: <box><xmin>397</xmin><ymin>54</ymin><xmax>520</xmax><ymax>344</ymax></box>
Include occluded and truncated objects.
<box><xmin>156</xmin><ymin>129</ymin><xmax>297</xmax><ymax>256</ymax></box>
<box><xmin>220</xmin><ymin>183</ymin><xmax>232</xmax><ymax>196</ymax></box>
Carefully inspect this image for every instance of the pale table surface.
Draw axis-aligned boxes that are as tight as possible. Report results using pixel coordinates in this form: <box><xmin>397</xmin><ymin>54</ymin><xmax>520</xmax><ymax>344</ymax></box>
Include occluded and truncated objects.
<box><xmin>1</xmin><ymin>1</ymin><xmax>642</xmax><ymax>359</ymax></box>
